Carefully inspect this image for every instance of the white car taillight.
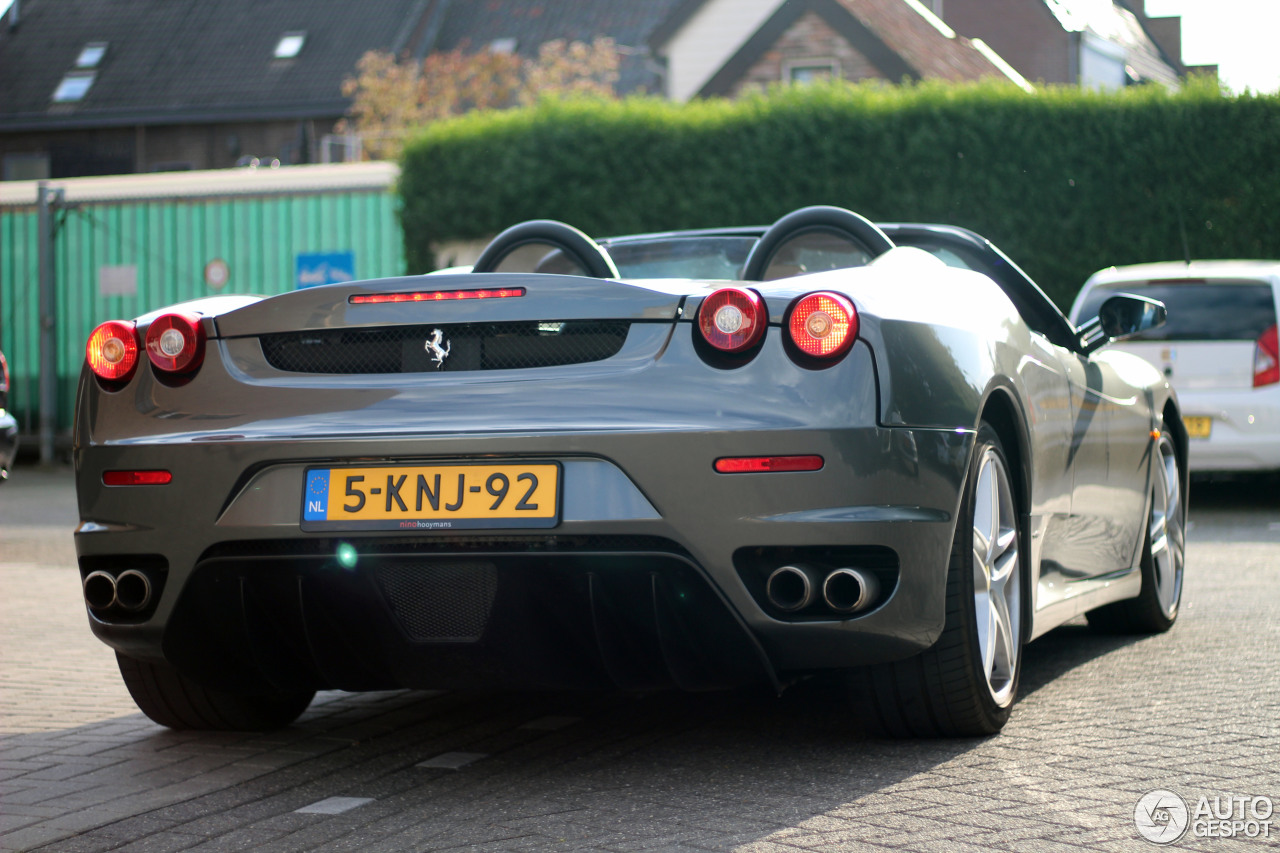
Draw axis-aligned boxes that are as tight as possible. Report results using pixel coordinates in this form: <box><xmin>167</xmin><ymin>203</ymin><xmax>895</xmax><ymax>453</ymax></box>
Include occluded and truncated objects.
<box><xmin>1255</xmin><ymin>323</ymin><xmax>1279</xmax><ymax>387</ymax></box>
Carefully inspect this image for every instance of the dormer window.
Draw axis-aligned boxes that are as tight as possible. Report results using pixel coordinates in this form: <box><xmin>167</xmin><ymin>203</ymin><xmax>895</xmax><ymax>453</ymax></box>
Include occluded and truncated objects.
<box><xmin>76</xmin><ymin>42</ymin><xmax>108</xmax><ymax>69</ymax></box>
<box><xmin>489</xmin><ymin>37</ymin><xmax>517</xmax><ymax>54</ymax></box>
<box><xmin>274</xmin><ymin>32</ymin><xmax>306</xmax><ymax>59</ymax></box>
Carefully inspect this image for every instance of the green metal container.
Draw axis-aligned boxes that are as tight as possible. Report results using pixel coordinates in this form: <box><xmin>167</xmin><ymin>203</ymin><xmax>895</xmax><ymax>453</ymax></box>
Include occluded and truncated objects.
<box><xmin>0</xmin><ymin>163</ymin><xmax>404</xmax><ymax>435</ymax></box>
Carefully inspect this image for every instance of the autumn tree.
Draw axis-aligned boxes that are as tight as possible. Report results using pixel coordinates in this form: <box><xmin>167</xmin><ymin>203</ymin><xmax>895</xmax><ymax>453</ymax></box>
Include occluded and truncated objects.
<box><xmin>340</xmin><ymin>38</ymin><xmax>620</xmax><ymax>160</ymax></box>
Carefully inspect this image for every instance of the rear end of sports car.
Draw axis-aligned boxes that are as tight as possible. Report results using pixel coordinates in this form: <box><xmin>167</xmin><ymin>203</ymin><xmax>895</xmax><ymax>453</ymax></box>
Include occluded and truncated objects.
<box><xmin>74</xmin><ymin>269</ymin><xmax>974</xmax><ymax>726</ymax></box>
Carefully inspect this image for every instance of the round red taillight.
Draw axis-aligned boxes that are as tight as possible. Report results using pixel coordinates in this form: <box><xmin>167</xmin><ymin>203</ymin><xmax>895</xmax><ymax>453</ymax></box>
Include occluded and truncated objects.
<box><xmin>86</xmin><ymin>321</ymin><xmax>140</xmax><ymax>382</ymax></box>
<box><xmin>698</xmin><ymin>287</ymin><xmax>766</xmax><ymax>353</ymax></box>
<box><xmin>145</xmin><ymin>313</ymin><xmax>206</xmax><ymax>374</ymax></box>
<box><xmin>787</xmin><ymin>292</ymin><xmax>858</xmax><ymax>359</ymax></box>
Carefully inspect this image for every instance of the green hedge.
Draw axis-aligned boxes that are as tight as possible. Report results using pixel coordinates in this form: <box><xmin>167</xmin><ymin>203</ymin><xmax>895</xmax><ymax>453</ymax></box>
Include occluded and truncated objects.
<box><xmin>399</xmin><ymin>79</ymin><xmax>1280</xmax><ymax>309</ymax></box>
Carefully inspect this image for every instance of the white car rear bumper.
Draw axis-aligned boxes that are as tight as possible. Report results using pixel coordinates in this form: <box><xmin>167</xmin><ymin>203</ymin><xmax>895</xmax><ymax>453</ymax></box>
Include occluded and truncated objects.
<box><xmin>1180</xmin><ymin>385</ymin><xmax>1280</xmax><ymax>472</ymax></box>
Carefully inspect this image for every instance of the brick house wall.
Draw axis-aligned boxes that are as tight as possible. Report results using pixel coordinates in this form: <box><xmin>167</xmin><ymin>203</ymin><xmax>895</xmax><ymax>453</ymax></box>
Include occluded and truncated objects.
<box><xmin>941</xmin><ymin>0</ymin><xmax>1072</xmax><ymax>84</ymax></box>
<box><xmin>731</xmin><ymin>11</ymin><xmax>886</xmax><ymax>95</ymax></box>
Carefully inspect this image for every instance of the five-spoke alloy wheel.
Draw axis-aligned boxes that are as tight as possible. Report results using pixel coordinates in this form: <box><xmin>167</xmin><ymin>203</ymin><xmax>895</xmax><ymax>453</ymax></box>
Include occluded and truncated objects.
<box><xmin>972</xmin><ymin>442</ymin><xmax>1022</xmax><ymax>708</ymax></box>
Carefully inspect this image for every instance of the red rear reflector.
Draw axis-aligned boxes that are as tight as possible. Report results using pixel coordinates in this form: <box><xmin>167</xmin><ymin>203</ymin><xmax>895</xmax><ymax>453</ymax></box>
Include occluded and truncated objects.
<box><xmin>145</xmin><ymin>312</ymin><xmax>206</xmax><ymax>374</ymax></box>
<box><xmin>714</xmin><ymin>455</ymin><xmax>824</xmax><ymax>473</ymax></box>
<box><xmin>86</xmin><ymin>320</ymin><xmax>140</xmax><ymax>382</ymax></box>
<box><xmin>1255</xmin><ymin>323</ymin><xmax>1279</xmax><ymax>388</ymax></box>
<box><xmin>103</xmin><ymin>470</ymin><xmax>173</xmax><ymax>486</ymax></box>
<box><xmin>698</xmin><ymin>287</ymin><xmax>766</xmax><ymax>353</ymax></box>
<box><xmin>788</xmin><ymin>292</ymin><xmax>857</xmax><ymax>359</ymax></box>
<box><xmin>349</xmin><ymin>288</ymin><xmax>526</xmax><ymax>304</ymax></box>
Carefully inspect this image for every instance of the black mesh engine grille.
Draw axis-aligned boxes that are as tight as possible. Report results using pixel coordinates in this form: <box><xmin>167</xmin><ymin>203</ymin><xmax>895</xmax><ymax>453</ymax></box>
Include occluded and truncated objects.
<box><xmin>258</xmin><ymin>321</ymin><xmax>630</xmax><ymax>374</ymax></box>
<box><xmin>373</xmin><ymin>560</ymin><xmax>498</xmax><ymax>641</ymax></box>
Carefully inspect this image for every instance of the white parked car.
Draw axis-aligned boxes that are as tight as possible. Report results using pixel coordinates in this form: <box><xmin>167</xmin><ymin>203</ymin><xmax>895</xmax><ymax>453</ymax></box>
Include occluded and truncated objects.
<box><xmin>1070</xmin><ymin>261</ymin><xmax>1280</xmax><ymax>473</ymax></box>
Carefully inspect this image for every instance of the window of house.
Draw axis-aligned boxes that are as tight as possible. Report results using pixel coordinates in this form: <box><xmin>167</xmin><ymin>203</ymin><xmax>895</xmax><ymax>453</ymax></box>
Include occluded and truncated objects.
<box><xmin>489</xmin><ymin>38</ymin><xmax>518</xmax><ymax>54</ymax></box>
<box><xmin>1080</xmin><ymin>32</ymin><xmax>1127</xmax><ymax>90</ymax></box>
<box><xmin>785</xmin><ymin>59</ymin><xmax>840</xmax><ymax>84</ymax></box>
<box><xmin>76</xmin><ymin>42</ymin><xmax>108</xmax><ymax>68</ymax></box>
<box><xmin>52</xmin><ymin>72</ymin><xmax>96</xmax><ymax>103</ymax></box>
<box><xmin>3</xmin><ymin>153</ymin><xmax>51</xmax><ymax>181</ymax></box>
<box><xmin>274</xmin><ymin>32</ymin><xmax>306</xmax><ymax>59</ymax></box>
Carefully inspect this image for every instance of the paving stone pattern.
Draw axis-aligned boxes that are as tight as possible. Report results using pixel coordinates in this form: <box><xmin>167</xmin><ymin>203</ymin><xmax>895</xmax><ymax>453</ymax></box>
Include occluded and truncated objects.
<box><xmin>2</xmin><ymin>468</ymin><xmax>1278</xmax><ymax>852</ymax></box>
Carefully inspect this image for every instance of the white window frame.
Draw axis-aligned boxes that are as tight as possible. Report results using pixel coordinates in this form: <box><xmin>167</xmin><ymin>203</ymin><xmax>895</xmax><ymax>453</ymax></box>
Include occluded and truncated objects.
<box><xmin>783</xmin><ymin>58</ymin><xmax>841</xmax><ymax>84</ymax></box>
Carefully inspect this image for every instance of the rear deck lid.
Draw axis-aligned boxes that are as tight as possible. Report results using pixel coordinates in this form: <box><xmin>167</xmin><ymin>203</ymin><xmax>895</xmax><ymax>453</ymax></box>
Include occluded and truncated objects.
<box><xmin>214</xmin><ymin>273</ymin><xmax>695</xmax><ymax>376</ymax></box>
<box><xmin>216</xmin><ymin>273</ymin><xmax>689</xmax><ymax>338</ymax></box>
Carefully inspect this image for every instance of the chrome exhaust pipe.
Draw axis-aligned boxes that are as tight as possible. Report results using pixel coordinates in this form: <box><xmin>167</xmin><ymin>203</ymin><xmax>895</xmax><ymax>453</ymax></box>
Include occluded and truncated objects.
<box><xmin>822</xmin><ymin>567</ymin><xmax>880</xmax><ymax>614</ymax></box>
<box><xmin>83</xmin><ymin>571</ymin><xmax>118</xmax><ymax>610</ymax></box>
<box><xmin>114</xmin><ymin>569</ymin><xmax>152</xmax><ymax>612</ymax></box>
<box><xmin>765</xmin><ymin>564</ymin><xmax>820</xmax><ymax>612</ymax></box>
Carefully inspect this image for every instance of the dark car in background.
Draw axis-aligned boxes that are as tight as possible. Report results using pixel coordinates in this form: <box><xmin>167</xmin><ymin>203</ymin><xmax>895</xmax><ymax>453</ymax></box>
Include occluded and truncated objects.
<box><xmin>72</xmin><ymin>206</ymin><xmax>1184</xmax><ymax>738</ymax></box>
<box><xmin>0</xmin><ymin>350</ymin><xmax>17</xmax><ymax>483</ymax></box>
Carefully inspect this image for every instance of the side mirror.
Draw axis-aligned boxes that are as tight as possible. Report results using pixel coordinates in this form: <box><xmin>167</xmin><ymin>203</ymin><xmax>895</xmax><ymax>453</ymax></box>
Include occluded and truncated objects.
<box><xmin>1077</xmin><ymin>294</ymin><xmax>1167</xmax><ymax>353</ymax></box>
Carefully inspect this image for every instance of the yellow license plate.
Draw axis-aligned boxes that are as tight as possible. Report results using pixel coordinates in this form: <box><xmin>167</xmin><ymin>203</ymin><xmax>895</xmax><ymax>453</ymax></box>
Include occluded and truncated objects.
<box><xmin>302</xmin><ymin>463</ymin><xmax>560</xmax><ymax>531</ymax></box>
<box><xmin>1183</xmin><ymin>416</ymin><xmax>1212</xmax><ymax>439</ymax></box>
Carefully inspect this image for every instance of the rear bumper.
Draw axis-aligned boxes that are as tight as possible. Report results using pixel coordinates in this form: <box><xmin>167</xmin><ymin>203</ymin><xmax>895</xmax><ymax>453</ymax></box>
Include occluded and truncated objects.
<box><xmin>1181</xmin><ymin>385</ymin><xmax>1280</xmax><ymax>472</ymax></box>
<box><xmin>74</xmin><ymin>424</ymin><xmax>972</xmax><ymax>690</ymax></box>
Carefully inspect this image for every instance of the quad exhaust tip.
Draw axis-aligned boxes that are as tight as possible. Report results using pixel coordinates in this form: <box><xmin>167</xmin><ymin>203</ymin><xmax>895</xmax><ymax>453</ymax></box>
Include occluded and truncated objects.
<box><xmin>114</xmin><ymin>569</ymin><xmax>152</xmax><ymax>611</ymax></box>
<box><xmin>765</xmin><ymin>564</ymin><xmax>818</xmax><ymax>612</ymax></box>
<box><xmin>822</xmin><ymin>567</ymin><xmax>880</xmax><ymax>614</ymax></box>
<box><xmin>83</xmin><ymin>569</ymin><xmax>153</xmax><ymax>613</ymax></box>
<box><xmin>83</xmin><ymin>571</ymin><xmax>118</xmax><ymax>610</ymax></box>
<box><xmin>765</xmin><ymin>565</ymin><xmax>881</xmax><ymax>615</ymax></box>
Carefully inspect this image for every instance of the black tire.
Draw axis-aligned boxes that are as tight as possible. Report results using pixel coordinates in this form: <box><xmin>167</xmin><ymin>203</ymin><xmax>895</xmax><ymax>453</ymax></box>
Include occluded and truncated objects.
<box><xmin>1086</xmin><ymin>428</ymin><xmax>1185</xmax><ymax>634</ymax></box>
<box><xmin>853</xmin><ymin>423</ymin><xmax>1024</xmax><ymax>737</ymax></box>
<box><xmin>116</xmin><ymin>653</ymin><xmax>315</xmax><ymax>731</ymax></box>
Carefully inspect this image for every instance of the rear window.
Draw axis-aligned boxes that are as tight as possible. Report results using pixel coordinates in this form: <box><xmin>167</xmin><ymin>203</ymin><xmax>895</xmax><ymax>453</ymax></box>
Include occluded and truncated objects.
<box><xmin>1076</xmin><ymin>281</ymin><xmax>1277</xmax><ymax>341</ymax></box>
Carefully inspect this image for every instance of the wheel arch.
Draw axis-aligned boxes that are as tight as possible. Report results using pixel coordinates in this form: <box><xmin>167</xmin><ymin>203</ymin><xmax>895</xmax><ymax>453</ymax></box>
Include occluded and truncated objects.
<box><xmin>977</xmin><ymin>385</ymin><xmax>1031</xmax><ymax>517</ymax></box>
<box><xmin>1161</xmin><ymin>397</ymin><xmax>1190</xmax><ymax>516</ymax></box>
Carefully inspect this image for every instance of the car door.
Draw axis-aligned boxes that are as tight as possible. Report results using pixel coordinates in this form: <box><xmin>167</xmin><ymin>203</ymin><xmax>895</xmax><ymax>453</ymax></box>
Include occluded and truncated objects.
<box><xmin>1018</xmin><ymin>333</ymin><xmax>1083</xmax><ymax>612</ymax></box>
<box><xmin>1061</xmin><ymin>348</ymin><xmax>1151</xmax><ymax>572</ymax></box>
<box><xmin>1029</xmin><ymin>339</ymin><xmax>1151</xmax><ymax>614</ymax></box>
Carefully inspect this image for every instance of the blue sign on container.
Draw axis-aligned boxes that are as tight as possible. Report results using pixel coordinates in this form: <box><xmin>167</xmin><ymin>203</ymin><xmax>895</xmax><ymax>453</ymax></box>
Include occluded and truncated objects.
<box><xmin>296</xmin><ymin>251</ymin><xmax>356</xmax><ymax>289</ymax></box>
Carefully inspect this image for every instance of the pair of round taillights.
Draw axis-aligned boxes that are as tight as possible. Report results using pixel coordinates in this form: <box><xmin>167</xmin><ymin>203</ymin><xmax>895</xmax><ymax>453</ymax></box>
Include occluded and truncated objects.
<box><xmin>86</xmin><ymin>314</ymin><xmax>206</xmax><ymax>382</ymax></box>
<box><xmin>697</xmin><ymin>287</ymin><xmax>858</xmax><ymax>360</ymax></box>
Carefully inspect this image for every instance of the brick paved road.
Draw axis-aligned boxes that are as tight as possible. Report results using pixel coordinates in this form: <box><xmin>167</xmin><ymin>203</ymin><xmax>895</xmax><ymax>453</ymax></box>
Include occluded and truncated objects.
<box><xmin>2</xmin><ymin>467</ymin><xmax>1278</xmax><ymax>852</ymax></box>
